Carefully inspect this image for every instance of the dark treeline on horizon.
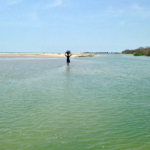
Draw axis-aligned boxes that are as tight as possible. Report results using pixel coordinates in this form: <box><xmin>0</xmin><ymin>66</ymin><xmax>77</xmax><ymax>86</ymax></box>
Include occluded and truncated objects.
<box><xmin>122</xmin><ymin>46</ymin><xmax>150</xmax><ymax>56</ymax></box>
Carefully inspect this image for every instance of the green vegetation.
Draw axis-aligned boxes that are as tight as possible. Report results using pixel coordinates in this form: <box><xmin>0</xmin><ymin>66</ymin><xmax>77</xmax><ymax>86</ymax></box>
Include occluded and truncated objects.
<box><xmin>122</xmin><ymin>46</ymin><xmax>150</xmax><ymax>56</ymax></box>
<box><xmin>146</xmin><ymin>51</ymin><xmax>150</xmax><ymax>56</ymax></box>
<box><xmin>134</xmin><ymin>52</ymin><xmax>144</xmax><ymax>56</ymax></box>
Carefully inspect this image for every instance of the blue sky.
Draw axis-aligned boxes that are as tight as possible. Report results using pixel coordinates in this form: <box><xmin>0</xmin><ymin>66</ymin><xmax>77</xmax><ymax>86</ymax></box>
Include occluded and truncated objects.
<box><xmin>0</xmin><ymin>0</ymin><xmax>150</xmax><ymax>53</ymax></box>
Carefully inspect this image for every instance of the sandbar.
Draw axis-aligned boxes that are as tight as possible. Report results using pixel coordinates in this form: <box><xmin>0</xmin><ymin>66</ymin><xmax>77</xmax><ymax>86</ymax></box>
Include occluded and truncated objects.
<box><xmin>0</xmin><ymin>53</ymin><xmax>101</xmax><ymax>57</ymax></box>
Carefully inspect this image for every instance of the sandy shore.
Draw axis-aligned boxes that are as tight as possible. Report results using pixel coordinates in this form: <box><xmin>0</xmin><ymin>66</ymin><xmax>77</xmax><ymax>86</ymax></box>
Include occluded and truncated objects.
<box><xmin>0</xmin><ymin>53</ymin><xmax>101</xmax><ymax>57</ymax></box>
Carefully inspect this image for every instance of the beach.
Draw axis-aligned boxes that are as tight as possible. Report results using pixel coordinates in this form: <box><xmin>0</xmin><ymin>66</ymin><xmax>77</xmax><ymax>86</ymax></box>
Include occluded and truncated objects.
<box><xmin>0</xmin><ymin>53</ymin><xmax>101</xmax><ymax>57</ymax></box>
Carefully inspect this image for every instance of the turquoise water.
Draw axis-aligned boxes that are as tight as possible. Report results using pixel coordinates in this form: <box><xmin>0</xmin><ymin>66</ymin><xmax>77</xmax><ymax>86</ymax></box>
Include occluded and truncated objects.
<box><xmin>0</xmin><ymin>55</ymin><xmax>150</xmax><ymax>150</ymax></box>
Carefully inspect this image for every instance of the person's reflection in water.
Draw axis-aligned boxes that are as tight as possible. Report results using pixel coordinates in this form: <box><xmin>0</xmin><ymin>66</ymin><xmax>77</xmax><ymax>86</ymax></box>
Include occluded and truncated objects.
<box><xmin>66</xmin><ymin>65</ymin><xmax>70</xmax><ymax>72</ymax></box>
<box><xmin>65</xmin><ymin>50</ymin><xmax>72</xmax><ymax>66</ymax></box>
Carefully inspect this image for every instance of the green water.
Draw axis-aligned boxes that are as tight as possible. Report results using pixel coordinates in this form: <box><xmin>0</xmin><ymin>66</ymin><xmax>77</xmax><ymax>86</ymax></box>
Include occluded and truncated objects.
<box><xmin>0</xmin><ymin>55</ymin><xmax>150</xmax><ymax>150</ymax></box>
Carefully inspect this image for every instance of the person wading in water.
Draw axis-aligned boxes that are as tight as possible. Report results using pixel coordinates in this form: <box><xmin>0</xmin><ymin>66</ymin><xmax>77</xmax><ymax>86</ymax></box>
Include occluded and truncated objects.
<box><xmin>65</xmin><ymin>50</ymin><xmax>72</xmax><ymax>66</ymax></box>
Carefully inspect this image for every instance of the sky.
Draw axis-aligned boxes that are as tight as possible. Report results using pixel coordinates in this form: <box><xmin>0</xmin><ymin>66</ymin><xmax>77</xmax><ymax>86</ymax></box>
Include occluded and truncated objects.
<box><xmin>0</xmin><ymin>0</ymin><xmax>150</xmax><ymax>53</ymax></box>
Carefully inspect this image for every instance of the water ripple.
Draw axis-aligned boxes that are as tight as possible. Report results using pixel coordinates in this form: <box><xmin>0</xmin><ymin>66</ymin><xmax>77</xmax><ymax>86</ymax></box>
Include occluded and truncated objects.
<box><xmin>0</xmin><ymin>56</ymin><xmax>150</xmax><ymax>149</ymax></box>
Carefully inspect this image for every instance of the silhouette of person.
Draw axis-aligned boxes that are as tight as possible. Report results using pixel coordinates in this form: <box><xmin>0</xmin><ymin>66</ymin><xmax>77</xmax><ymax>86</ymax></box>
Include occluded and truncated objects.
<box><xmin>65</xmin><ymin>50</ymin><xmax>72</xmax><ymax>66</ymax></box>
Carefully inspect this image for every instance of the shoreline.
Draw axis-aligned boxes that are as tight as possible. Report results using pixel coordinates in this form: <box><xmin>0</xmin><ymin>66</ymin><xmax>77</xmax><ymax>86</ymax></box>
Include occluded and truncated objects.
<box><xmin>0</xmin><ymin>53</ymin><xmax>102</xmax><ymax>57</ymax></box>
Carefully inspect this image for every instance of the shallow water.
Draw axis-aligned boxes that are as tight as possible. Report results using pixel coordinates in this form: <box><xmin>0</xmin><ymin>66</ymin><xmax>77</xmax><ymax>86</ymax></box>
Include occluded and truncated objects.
<box><xmin>0</xmin><ymin>55</ymin><xmax>150</xmax><ymax>150</ymax></box>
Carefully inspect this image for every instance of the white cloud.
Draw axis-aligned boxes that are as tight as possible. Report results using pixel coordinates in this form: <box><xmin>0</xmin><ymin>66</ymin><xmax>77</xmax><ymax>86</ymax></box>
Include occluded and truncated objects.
<box><xmin>0</xmin><ymin>0</ymin><xmax>23</xmax><ymax>10</ymax></box>
<box><xmin>44</xmin><ymin>0</ymin><xmax>62</xmax><ymax>9</ymax></box>
<box><xmin>29</xmin><ymin>12</ymin><xmax>38</xmax><ymax>21</ymax></box>
<box><xmin>6</xmin><ymin>0</ymin><xmax>23</xmax><ymax>5</ymax></box>
<box><xmin>120</xmin><ymin>21</ymin><xmax>126</xmax><ymax>25</ymax></box>
<box><xmin>132</xmin><ymin>4</ymin><xmax>143</xmax><ymax>10</ymax></box>
<box><xmin>119</xmin><ymin>9</ymin><xmax>124</xmax><ymax>13</ymax></box>
<box><xmin>102</xmin><ymin>3</ymin><xmax>150</xmax><ymax>19</ymax></box>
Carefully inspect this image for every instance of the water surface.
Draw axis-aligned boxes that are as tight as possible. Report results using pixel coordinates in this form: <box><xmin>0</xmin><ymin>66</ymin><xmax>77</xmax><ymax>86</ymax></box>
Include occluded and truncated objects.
<box><xmin>0</xmin><ymin>55</ymin><xmax>150</xmax><ymax>150</ymax></box>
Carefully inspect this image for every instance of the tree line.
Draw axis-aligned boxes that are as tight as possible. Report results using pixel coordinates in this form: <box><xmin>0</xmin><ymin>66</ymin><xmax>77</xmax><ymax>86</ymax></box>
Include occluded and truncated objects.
<box><xmin>122</xmin><ymin>46</ymin><xmax>150</xmax><ymax>56</ymax></box>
